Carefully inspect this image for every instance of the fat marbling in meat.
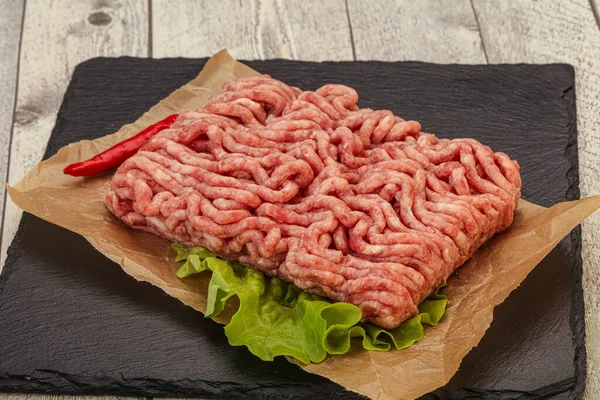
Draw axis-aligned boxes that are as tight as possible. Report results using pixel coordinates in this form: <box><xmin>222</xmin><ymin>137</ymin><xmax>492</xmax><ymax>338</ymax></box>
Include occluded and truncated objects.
<box><xmin>105</xmin><ymin>75</ymin><xmax>522</xmax><ymax>329</ymax></box>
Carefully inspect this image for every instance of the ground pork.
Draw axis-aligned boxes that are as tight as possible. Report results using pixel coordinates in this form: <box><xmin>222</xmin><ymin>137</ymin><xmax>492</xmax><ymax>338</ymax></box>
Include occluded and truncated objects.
<box><xmin>105</xmin><ymin>75</ymin><xmax>521</xmax><ymax>329</ymax></box>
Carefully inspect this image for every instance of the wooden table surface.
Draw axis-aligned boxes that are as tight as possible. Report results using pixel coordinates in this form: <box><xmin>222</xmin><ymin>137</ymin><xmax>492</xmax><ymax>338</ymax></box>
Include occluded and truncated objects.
<box><xmin>0</xmin><ymin>0</ymin><xmax>599</xmax><ymax>399</ymax></box>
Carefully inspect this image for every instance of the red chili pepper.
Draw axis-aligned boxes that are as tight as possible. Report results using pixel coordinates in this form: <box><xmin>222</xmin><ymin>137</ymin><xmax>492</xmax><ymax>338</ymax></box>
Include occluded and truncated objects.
<box><xmin>64</xmin><ymin>114</ymin><xmax>179</xmax><ymax>177</ymax></box>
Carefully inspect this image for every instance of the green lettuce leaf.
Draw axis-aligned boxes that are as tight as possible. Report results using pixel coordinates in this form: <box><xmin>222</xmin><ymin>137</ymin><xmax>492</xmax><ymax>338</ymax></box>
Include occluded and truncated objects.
<box><xmin>173</xmin><ymin>244</ymin><xmax>447</xmax><ymax>363</ymax></box>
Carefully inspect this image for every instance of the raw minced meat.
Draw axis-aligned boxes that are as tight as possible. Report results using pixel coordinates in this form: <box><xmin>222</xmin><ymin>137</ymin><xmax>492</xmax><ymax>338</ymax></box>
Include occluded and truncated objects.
<box><xmin>105</xmin><ymin>75</ymin><xmax>521</xmax><ymax>329</ymax></box>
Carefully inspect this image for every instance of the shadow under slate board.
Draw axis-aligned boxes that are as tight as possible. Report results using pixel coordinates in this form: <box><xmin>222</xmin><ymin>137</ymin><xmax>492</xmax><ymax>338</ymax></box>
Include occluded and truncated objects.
<box><xmin>0</xmin><ymin>58</ymin><xmax>583</xmax><ymax>400</ymax></box>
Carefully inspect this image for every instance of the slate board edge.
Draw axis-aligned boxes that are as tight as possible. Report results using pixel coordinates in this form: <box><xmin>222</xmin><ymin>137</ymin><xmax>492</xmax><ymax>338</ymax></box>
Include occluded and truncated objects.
<box><xmin>0</xmin><ymin>58</ymin><xmax>585</xmax><ymax>400</ymax></box>
<box><xmin>564</xmin><ymin>66</ymin><xmax>586</xmax><ymax>398</ymax></box>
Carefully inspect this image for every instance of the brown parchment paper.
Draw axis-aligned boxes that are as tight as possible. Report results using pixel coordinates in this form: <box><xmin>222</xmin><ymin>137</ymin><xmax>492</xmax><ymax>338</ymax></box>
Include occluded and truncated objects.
<box><xmin>7</xmin><ymin>49</ymin><xmax>600</xmax><ymax>400</ymax></box>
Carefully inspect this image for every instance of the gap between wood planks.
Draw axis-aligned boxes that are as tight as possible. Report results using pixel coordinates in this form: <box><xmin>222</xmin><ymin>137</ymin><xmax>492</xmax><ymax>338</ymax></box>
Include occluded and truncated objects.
<box><xmin>469</xmin><ymin>0</ymin><xmax>489</xmax><ymax>63</ymax></box>
<box><xmin>590</xmin><ymin>0</ymin><xmax>600</xmax><ymax>30</ymax></box>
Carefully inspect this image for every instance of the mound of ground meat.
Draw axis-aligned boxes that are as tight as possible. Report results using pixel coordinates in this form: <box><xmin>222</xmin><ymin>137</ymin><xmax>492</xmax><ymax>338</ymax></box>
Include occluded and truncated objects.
<box><xmin>105</xmin><ymin>75</ymin><xmax>521</xmax><ymax>329</ymax></box>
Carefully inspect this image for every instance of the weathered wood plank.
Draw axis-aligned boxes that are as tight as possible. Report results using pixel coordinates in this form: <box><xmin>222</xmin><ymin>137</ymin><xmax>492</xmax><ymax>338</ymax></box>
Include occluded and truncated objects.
<box><xmin>0</xmin><ymin>0</ymin><xmax>150</xmax><ymax>270</ymax></box>
<box><xmin>591</xmin><ymin>0</ymin><xmax>600</xmax><ymax>30</ymax></box>
<box><xmin>471</xmin><ymin>1</ymin><xmax>600</xmax><ymax>398</ymax></box>
<box><xmin>0</xmin><ymin>0</ymin><xmax>24</xmax><ymax>258</ymax></box>
<box><xmin>152</xmin><ymin>0</ymin><xmax>353</xmax><ymax>61</ymax></box>
<box><xmin>347</xmin><ymin>0</ymin><xmax>487</xmax><ymax>63</ymax></box>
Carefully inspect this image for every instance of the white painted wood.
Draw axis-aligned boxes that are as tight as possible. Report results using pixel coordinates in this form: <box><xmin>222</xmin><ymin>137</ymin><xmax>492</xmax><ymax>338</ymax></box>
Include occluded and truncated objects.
<box><xmin>471</xmin><ymin>1</ymin><xmax>600</xmax><ymax>398</ymax></box>
<box><xmin>152</xmin><ymin>0</ymin><xmax>353</xmax><ymax>61</ymax></box>
<box><xmin>347</xmin><ymin>0</ymin><xmax>487</xmax><ymax>63</ymax></box>
<box><xmin>0</xmin><ymin>0</ymin><xmax>149</xmax><ymax>271</ymax></box>
<box><xmin>0</xmin><ymin>0</ymin><xmax>24</xmax><ymax>255</ymax></box>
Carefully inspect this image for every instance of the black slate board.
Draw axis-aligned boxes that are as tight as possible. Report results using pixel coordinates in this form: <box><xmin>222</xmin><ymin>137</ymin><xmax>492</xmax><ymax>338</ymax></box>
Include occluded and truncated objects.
<box><xmin>0</xmin><ymin>58</ymin><xmax>583</xmax><ymax>400</ymax></box>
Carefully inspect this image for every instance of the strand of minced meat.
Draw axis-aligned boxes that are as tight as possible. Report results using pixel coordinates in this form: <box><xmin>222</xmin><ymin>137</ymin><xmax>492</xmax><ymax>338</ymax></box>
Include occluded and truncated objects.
<box><xmin>105</xmin><ymin>75</ymin><xmax>521</xmax><ymax>329</ymax></box>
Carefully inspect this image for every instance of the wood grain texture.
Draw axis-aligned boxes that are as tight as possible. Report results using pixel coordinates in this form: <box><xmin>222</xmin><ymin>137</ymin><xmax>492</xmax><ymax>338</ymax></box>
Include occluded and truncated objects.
<box><xmin>471</xmin><ymin>0</ymin><xmax>600</xmax><ymax>398</ymax></box>
<box><xmin>152</xmin><ymin>0</ymin><xmax>353</xmax><ymax>60</ymax></box>
<box><xmin>0</xmin><ymin>0</ymin><xmax>24</xmax><ymax>256</ymax></box>
<box><xmin>347</xmin><ymin>0</ymin><xmax>487</xmax><ymax>63</ymax></box>
<box><xmin>0</xmin><ymin>0</ymin><xmax>149</xmax><ymax>271</ymax></box>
